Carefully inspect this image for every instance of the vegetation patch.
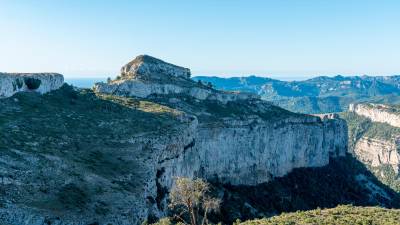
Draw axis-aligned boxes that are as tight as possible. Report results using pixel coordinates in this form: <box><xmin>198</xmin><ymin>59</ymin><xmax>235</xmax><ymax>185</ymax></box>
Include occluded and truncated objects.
<box><xmin>0</xmin><ymin>84</ymin><xmax>186</xmax><ymax>217</ymax></box>
<box><xmin>213</xmin><ymin>155</ymin><xmax>400</xmax><ymax>224</ymax></box>
<box><xmin>241</xmin><ymin>205</ymin><xmax>400</xmax><ymax>225</ymax></box>
<box><xmin>57</xmin><ymin>183</ymin><xmax>89</xmax><ymax>209</ymax></box>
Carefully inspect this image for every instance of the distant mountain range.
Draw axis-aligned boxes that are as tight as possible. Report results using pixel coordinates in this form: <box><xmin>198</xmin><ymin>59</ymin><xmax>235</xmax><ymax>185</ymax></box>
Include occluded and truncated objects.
<box><xmin>193</xmin><ymin>75</ymin><xmax>400</xmax><ymax>113</ymax></box>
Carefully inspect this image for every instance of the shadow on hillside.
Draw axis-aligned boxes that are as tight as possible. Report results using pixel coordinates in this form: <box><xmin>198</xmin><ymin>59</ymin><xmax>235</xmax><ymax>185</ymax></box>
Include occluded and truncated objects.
<box><xmin>211</xmin><ymin>154</ymin><xmax>400</xmax><ymax>224</ymax></box>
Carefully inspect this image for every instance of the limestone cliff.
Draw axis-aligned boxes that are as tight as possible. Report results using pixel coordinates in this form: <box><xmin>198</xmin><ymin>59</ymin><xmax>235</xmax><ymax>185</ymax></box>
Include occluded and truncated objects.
<box><xmin>341</xmin><ymin>107</ymin><xmax>400</xmax><ymax>191</ymax></box>
<box><xmin>0</xmin><ymin>73</ymin><xmax>64</xmax><ymax>98</ymax></box>
<box><xmin>354</xmin><ymin>137</ymin><xmax>400</xmax><ymax>172</ymax></box>
<box><xmin>0</xmin><ymin>56</ymin><xmax>350</xmax><ymax>225</ymax></box>
<box><xmin>94</xmin><ymin>55</ymin><xmax>348</xmax><ymax>222</ymax></box>
<box><xmin>349</xmin><ymin>103</ymin><xmax>400</xmax><ymax>128</ymax></box>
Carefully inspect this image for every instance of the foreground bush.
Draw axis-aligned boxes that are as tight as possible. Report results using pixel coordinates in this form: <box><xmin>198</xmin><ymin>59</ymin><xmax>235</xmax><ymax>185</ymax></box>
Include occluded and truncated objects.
<box><xmin>240</xmin><ymin>205</ymin><xmax>400</xmax><ymax>225</ymax></box>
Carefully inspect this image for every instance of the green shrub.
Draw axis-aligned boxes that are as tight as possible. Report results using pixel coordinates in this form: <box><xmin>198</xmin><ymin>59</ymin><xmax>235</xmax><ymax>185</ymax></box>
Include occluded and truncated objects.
<box><xmin>240</xmin><ymin>205</ymin><xmax>400</xmax><ymax>225</ymax></box>
<box><xmin>150</xmin><ymin>218</ymin><xmax>172</xmax><ymax>225</ymax></box>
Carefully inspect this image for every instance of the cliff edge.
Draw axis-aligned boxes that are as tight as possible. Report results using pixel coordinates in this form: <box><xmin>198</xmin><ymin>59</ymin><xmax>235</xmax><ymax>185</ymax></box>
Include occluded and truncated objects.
<box><xmin>0</xmin><ymin>73</ymin><xmax>64</xmax><ymax>98</ymax></box>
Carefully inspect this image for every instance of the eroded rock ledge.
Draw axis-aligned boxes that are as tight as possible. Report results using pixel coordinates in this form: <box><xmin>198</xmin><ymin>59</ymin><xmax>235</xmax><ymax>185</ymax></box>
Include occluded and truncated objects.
<box><xmin>0</xmin><ymin>73</ymin><xmax>64</xmax><ymax>98</ymax></box>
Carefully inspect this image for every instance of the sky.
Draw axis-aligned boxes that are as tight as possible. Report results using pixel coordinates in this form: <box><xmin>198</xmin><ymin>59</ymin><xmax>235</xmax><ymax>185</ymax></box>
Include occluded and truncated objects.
<box><xmin>0</xmin><ymin>0</ymin><xmax>399</xmax><ymax>79</ymax></box>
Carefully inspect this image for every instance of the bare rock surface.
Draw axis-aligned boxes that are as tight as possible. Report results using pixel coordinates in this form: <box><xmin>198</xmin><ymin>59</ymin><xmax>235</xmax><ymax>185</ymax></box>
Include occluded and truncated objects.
<box><xmin>355</xmin><ymin>137</ymin><xmax>400</xmax><ymax>172</ymax></box>
<box><xmin>349</xmin><ymin>103</ymin><xmax>400</xmax><ymax>128</ymax></box>
<box><xmin>0</xmin><ymin>73</ymin><xmax>64</xmax><ymax>98</ymax></box>
<box><xmin>94</xmin><ymin>55</ymin><xmax>259</xmax><ymax>103</ymax></box>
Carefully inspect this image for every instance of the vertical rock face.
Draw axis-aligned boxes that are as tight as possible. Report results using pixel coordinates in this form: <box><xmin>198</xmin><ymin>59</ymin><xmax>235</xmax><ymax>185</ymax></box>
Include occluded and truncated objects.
<box><xmin>157</xmin><ymin>116</ymin><xmax>347</xmax><ymax>187</ymax></box>
<box><xmin>349</xmin><ymin>103</ymin><xmax>400</xmax><ymax>128</ymax></box>
<box><xmin>0</xmin><ymin>73</ymin><xmax>64</xmax><ymax>98</ymax></box>
<box><xmin>354</xmin><ymin>137</ymin><xmax>400</xmax><ymax>172</ymax></box>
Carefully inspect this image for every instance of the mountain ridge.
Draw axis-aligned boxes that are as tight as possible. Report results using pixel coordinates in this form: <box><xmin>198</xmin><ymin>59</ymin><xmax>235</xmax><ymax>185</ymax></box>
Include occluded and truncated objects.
<box><xmin>194</xmin><ymin>75</ymin><xmax>400</xmax><ymax>114</ymax></box>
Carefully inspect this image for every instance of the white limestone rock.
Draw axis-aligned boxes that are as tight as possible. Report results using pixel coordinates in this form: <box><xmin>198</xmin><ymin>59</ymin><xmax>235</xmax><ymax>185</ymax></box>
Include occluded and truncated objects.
<box><xmin>354</xmin><ymin>137</ymin><xmax>400</xmax><ymax>173</ymax></box>
<box><xmin>0</xmin><ymin>73</ymin><xmax>64</xmax><ymax>98</ymax></box>
<box><xmin>94</xmin><ymin>55</ymin><xmax>259</xmax><ymax>103</ymax></box>
<box><xmin>349</xmin><ymin>103</ymin><xmax>400</xmax><ymax>128</ymax></box>
<box><xmin>157</xmin><ymin>114</ymin><xmax>347</xmax><ymax>188</ymax></box>
<box><xmin>121</xmin><ymin>55</ymin><xmax>191</xmax><ymax>80</ymax></box>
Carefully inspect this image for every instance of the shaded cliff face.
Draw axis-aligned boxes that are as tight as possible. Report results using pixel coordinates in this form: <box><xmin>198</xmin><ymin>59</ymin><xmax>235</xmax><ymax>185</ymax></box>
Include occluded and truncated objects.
<box><xmin>0</xmin><ymin>73</ymin><xmax>64</xmax><ymax>98</ymax></box>
<box><xmin>217</xmin><ymin>156</ymin><xmax>400</xmax><ymax>223</ymax></box>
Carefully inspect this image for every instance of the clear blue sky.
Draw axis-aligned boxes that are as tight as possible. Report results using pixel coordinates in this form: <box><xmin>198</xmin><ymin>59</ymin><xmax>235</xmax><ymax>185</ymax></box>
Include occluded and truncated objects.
<box><xmin>1</xmin><ymin>0</ymin><xmax>399</xmax><ymax>78</ymax></box>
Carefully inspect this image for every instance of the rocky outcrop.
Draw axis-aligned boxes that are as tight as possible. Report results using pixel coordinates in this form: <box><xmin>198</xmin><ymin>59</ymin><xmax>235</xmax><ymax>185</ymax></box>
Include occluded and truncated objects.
<box><xmin>0</xmin><ymin>73</ymin><xmax>64</xmax><ymax>98</ymax></box>
<box><xmin>94</xmin><ymin>55</ymin><xmax>259</xmax><ymax>103</ymax></box>
<box><xmin>349</xmin><ymin>103</ymin><xmax>400</xmax><ymax>128</ymax></box>
<box><xmin>121</xmin><ymin>55</ymin><xmax>191</xmax><ymax>79</ymax></box>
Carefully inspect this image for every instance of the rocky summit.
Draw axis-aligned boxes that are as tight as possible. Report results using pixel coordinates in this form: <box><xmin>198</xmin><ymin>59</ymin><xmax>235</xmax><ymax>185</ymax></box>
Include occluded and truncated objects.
<box><xmin>94</xmin><ymin>55</ymin><xmax>258</xmax><ymax>103</ymax></box>
<box><xmin>120</xmin><ymin>55</ymin><xmax>191</xmax><ymax>80</ymax></box>
<box><xmin>1</xmin><ymin>55</ymin><xmax>386</xmax><ymax>225</ymax></box>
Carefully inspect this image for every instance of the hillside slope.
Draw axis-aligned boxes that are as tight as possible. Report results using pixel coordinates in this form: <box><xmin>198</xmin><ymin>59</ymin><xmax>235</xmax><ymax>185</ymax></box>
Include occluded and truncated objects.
<box><xmin>0</xmin><ymin>85</ymin><xmax>191</xmax><ymax>225</ymax></box>
<box><xmin>241</xmin><ymin>205</ymin><xmax>400</xmax><ymax>225</ymax></box>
